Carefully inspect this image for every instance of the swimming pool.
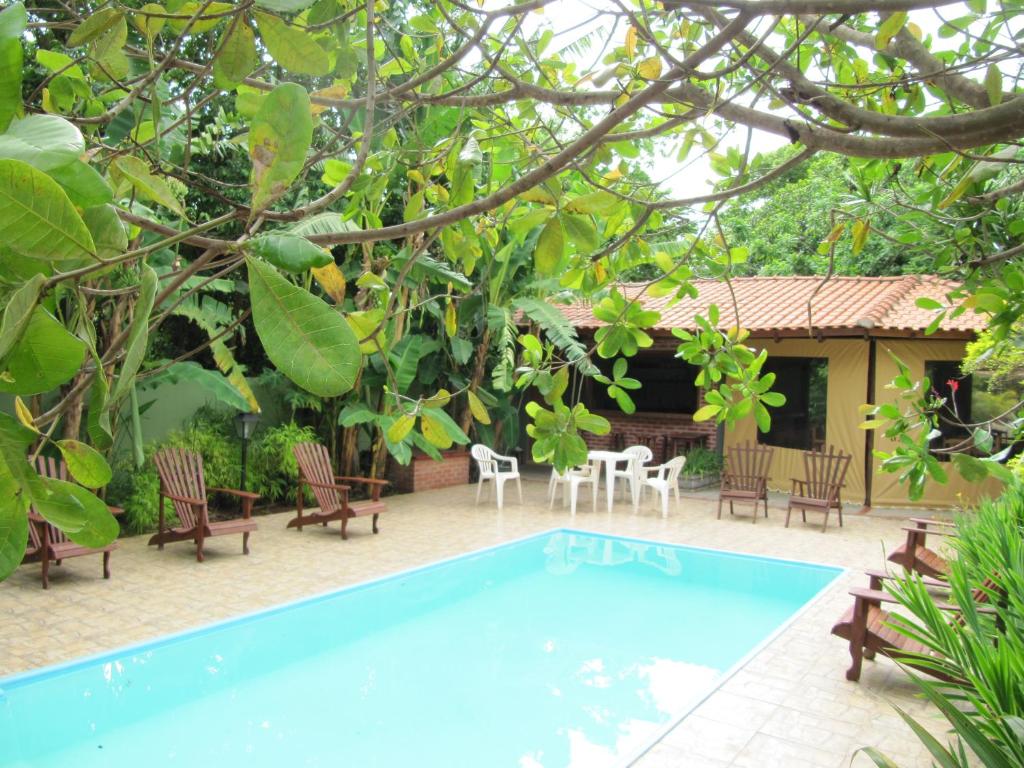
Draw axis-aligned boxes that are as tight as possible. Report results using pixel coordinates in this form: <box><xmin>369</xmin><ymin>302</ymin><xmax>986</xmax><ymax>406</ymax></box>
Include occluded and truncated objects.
<box><xmin>0</xmin><ymin>530</ymin><xmax>841</xmax><ymax>767</ymax></box>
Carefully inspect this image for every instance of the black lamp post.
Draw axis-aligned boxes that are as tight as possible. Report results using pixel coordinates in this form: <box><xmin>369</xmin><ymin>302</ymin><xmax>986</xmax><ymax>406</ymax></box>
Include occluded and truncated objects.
<box><xmin>234</xmin><ymin>411</ymin><xmax>261</xmax><ymax>492</ymax></box>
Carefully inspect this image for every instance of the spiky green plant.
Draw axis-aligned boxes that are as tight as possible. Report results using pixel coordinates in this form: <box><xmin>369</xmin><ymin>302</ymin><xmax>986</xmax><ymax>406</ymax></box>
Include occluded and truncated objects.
<box><xmin>860</xmin><ymin>481</ymin><xmax>1024</xmax><ymax>766</ymax></box>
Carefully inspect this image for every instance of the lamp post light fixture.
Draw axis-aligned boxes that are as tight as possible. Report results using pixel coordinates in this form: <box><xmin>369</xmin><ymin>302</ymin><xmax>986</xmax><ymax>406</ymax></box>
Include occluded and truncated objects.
<box><xmin>234</xmin><ymin>411</ymin><xmax>261</xmax><ymax>493</ymax></box>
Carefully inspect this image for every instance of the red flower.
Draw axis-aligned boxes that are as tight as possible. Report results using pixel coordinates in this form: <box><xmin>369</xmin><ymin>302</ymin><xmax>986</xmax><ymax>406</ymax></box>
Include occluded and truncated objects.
<box><xmin>947</xmin><ymin>378</ymin><xmax>959</xmax><ymax>393</ymax></box>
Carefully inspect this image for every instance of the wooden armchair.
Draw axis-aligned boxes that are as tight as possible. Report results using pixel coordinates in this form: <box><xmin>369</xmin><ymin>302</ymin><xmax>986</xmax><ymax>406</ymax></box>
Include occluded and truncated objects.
<box><xmin>786</xmin><ymin>445</ymin><xmax>851</xmax><ymax>532</ymax></box>
<box><xmin>150</xmin><ymin>447</ymin><xmax>258</xmax><ymax>562</ymax></box>
<box><xmin>290</xmin><ymin>442</ymin><xmax>388</xmax><ymax>539</ymax></box>
<box><xmin>888</xmin><ymin>517</ymin><xmax>955</xmax><ymax>578</ymax></box>
<box><xmin>23</xmin><ymin>456</ymin><xmax>122</xmax><ymax>589</ymax></box>
<box><xmin>831</xmin><ymin>570</ymin><xmax>995</xmax><ymax>682</ymax></box>
<box><xmin>718</xmin><ymin>442</ymin><xmax>773</xmax><ymax>523</ymax></box>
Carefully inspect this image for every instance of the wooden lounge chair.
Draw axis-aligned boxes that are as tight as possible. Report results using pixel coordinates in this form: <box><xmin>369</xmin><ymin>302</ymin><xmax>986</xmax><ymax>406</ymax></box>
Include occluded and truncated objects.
<box><xmin>887</xmin><ymin>517</ymin><xmax>955</xmax><ymax>578</ymax></box>
<box><xmin>290</xmin><ymin>442</ymin><xmax>388</xmax><ymax>539</ymax></box>
<box><xmin>718</xmin><ymin>441</ymin><xmax>773</xmax><ymax>523</ymax></box>
<box><xmin>786</xmin><ymin>445</ymin><xmax>851</xmax><ymax>532</ymax></box>
<box><xmin>23</xmin><ymin>456</ymin><xmax>121</xmax><ymax>589</ymax></box>
<box><xmin>150</xmin><ymin>447</ymin><xmax>258</xmax><ymax>562</ymax></box>
<box><xmin>831</xmin><ymin>570</ymin><xmax>994</xmax><ymax>682</ymax></box>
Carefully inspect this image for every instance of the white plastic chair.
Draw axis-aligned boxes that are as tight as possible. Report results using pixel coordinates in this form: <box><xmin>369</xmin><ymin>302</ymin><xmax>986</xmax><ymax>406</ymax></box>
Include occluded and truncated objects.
<box><xmin>635</xmin><ymin>455</ymin><xmax>687</xmax><ymax>517</ymax></box>
<box><xmin>471</xmin><ymin>444</ymin><xmax>522</xmax><ymax>511</ymax></box>
<box><xmin>548</xmin><ymin>462</ymin><xmax>599</xmax><ymax>515</ymax></box>
<box><xmin>611</xmin><ymin>445</ymin><xmax>653</xmax><ymax>506</ymax></box>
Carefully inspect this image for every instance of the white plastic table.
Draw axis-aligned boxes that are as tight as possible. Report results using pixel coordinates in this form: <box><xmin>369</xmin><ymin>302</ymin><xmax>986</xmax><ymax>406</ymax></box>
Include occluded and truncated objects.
<box><xmin>586</xmin><ymin>449</ymin><xmax>637</xmax><ymax>512</ymax></box>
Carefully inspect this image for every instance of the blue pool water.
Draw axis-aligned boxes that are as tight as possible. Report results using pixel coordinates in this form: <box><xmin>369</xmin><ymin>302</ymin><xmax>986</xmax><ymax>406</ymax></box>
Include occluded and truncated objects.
<box><xmin>0</xmin><ymin>530</ymin><xmax>841</xmax><ymax>767</ymax></box>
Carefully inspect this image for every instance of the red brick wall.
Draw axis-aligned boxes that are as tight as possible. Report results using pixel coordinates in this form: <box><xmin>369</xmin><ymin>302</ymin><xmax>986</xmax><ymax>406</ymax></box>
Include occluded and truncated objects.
<box><xmin>388</xmin><ymin>449</ymin><xmax>469</xmax><ymax>492</ymax></box>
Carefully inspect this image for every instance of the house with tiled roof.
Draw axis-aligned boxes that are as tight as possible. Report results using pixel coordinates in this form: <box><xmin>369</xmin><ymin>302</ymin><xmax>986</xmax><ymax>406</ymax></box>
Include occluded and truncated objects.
<box><xmin>552</xmin><ymin>275</ymin><xmax>998</xmax><ymax>509</ymax></box>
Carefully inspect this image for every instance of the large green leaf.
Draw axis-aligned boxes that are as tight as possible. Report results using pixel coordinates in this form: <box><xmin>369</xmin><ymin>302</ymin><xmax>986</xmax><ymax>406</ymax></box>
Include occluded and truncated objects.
<box><xmin>0</xmin><ymin>307</ymin><xmax>86</xmax><ymax>395</ymax></box>
<box><xmin>248</xmin><ymin>82</ymin><xmax>314</xmax><ymax>211</ymax></box>
<box><xmin>0</xmin><ymin>488</ymin><xmax>27</xmax><ymax>581</ymax></box>
<box><xmin>0</xmin><ymin>114</ymin><xmax>84</xmax><ymax>171</ymax></box>
<box><xmin>389</xmin><ymin>334</ymin><xmax>441</xmax><ymax>392</ymax></box>
<box><xmin>0</xmin><ymin>158</ymin><xmax>96</xmax><ymax>260</ymax></box>
<box><xmin>110</xmin><ymin>265</ymin><xmax>157</xmax><ymax>403</ymax></box>
<box><xmin>245</xmin><ymin>233</ymin><xmax>331</xmax><ymax>273</ymax></box>
<box><xmin>0</xmin><ymin>272</ymin><xmax>45</xmax><ymax>361</ymax></box>
<box><xmin>48</xmin><ymin>161</ymin><xmax>113</xmax><ymax>208</ymax></box>
<box><xmin>0</xmin><ymin>3</ymin><xmax>27</xmax><ymax>133</ymax></box>
<box><xmin>213</xmin><ymin>17</ymin><xmax>258</xmax><ymax>89</ymax></box>
<box><xmin>255</xmin><ymin>0</ymin><xmax>318</xmax><ymax>11</ymax></box>
<box><xmin>534</xmin><ymin>214</ymin><xmax>564</xmax><ymax>275</ymax></box>
<box><xmin>145</xmin><ymin>361</ymin><xmax>252</xmax><ymax>412</ymax></box>
<box><xmin>67</xmin><ymin>7</ymin><xmax>124</xmax><ymax>47</ymax></box>
<box><xmin>288</xmin><ymin>212</ymin><xmax>360</xmax><ymax>237</ymax></box>
<box><xmin>56</xmin><ymin>439</ymin><xmax>113</xmax><ymax>488</ymax></box>
<box><xmin>82</xmin><ymin>204</ymin><xmax>128</xmax><ymax>260</ymax></box>
<box><xmin>32</xmin><ymin>477</ymin><xmax>119</xmax><ymax>548</ymax></box>
<box><xmin>247</xmin><ymin>256</ymin><xmax>361</xmax><ymax>397</ymax></box>
<box><xmin>254</xmin><ymin>12</ymin><xmax>329</xmax><ymax>76</ymax></box>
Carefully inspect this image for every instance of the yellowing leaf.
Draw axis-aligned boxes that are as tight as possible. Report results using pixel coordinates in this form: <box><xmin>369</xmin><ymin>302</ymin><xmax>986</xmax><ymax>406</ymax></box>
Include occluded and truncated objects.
<box><xmin>310</xmin><ymin>83</ymin><xmax>350</xmax><ymax>115</ymax></box>
<box><xmin>637</xmin><ymin>56</ymin><xmax>662</xmax><ymax>80</ymax></box>
<box><xmin>311</xmin><ymin>261</ymin><xmax>346</xmax><ymax>303</ymax></box>
<box><xmin>851</xmin><ymin>218</ymin><xmax>870</xmax><ymax>255</ymax></box>
<box><xmin>14</xmin><ymin>396</ymin><xmax>37</xmax><ymax>432</ymax></box>
<box><xmin>111</xmin><ymin>156</ymin><xmax>185</xmax><ymax>217</ymax></box>
<box><xmin>423</xmin><ymin>388</ymin><xmax>451</xmax><ymax>408</ymax></box>
<box><xmin>985</xmin><ymin>64</ymin><xmax>1003</xmax><ymax>106</ymax></box>
<box><xmin>387</xmin><ymin>413</ymin><xmax>415</xmax><ymax>444</ymax></box>
<box><xmin>213</xmin><ymin>17</ymin><xmax>258</xmax><ymax>90</ymax></box>
<box><xmin>133</xmin><ymin>3</ymin><xmax>166</xmax><ymax>42</ymax></box>
<box><xmin>444</xmin><ymin>300</ymin><xmax>457</xmax><ymax>337</ymax></box>
<box><xmin>254</xmin><ymin>12</ymin><xmax>330</xmax><ymax>76</ymax></box>
<box><xmin>467</xmin><ymin>390</ymin><xmax>490</xmax><ymax>425</ymax></box>
<box><xmin>249</xmin><ymin>82</ymin><xmax>313</xmax><ymax>212</ymax></box>
<box><xmin>534</xmin><ymin>214</ymin><xmax>564</xmax><ymax>275</ymax></box>
<box><xmin>518</xmin><ymin>187</ymin><xmax>557</xmax><ymax>206</ymax></box>
<box><xmin>420</xmin><ymin>411</ymin><xmax>453</xmax><ymax>448</ymax></box>
<box><xmin>167</xmin><ymin>2</ymin><xmax>234</xmax><ymax>34</ymax></box>
<box><xmin>625</xmin><ymin>26</ymin><xmax>637</xmax><ymax>61</ymax></box>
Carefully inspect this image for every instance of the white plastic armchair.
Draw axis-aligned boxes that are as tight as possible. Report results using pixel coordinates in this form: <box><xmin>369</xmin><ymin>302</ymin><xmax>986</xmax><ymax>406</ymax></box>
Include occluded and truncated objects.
<box><xmin>636</xmin><ymin>455</ymin><xmax>687</xmax><ymax>518</ymax></box>
<box><xmin>548</xmin><ymin>461</ymin><xmax>599</xmax><ymax>516</ymax></box>
<box><xmin>611</xmin><ymin>445</ymin><xmax>653</xmax><ymax>506</ymax></box>
<box><xmin>471</xmin><ymin>444</ymin><xmax>522</xmax><ymax>511</ymax></box>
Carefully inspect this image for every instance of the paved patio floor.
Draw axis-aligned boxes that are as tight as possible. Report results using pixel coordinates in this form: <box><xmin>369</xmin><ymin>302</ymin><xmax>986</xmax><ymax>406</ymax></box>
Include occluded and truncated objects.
<box><xmin>1</xmin><ymin>474</ymin><xmax>955</xmax><ymax>767</ymax></box>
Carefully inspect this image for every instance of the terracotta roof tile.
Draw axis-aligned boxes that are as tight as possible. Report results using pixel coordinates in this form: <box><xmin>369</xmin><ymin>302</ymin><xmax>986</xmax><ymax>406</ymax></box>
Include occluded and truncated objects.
<box><xmin>556</xmin><ymin>276</ymin><xmax>983</xmax><ymax>336</ymax></box>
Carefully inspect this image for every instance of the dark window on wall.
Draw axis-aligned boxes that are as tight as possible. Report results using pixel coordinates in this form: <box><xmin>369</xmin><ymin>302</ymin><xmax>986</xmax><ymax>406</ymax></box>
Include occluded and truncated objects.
<box><xmin>925</xmin><ymin>360</ymin><xmax>973</xmax><ymax>459</ymax></box>
<box><xmin>758</xmin><ymin>357</ymin><xmax>828</xmax><ymax>451</ymax></box>
<box><xmin>588</xmin><ymin>353</ymin><xmax>700</xmax><ymax>414</ymax></box>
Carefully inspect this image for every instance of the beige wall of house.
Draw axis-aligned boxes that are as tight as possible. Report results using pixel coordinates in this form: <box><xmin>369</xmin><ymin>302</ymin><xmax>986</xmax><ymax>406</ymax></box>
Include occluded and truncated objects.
<box><xmin>722</xmin><ymin>336</ymin><xmax>1003</xmax><ymax>509</ymax></box>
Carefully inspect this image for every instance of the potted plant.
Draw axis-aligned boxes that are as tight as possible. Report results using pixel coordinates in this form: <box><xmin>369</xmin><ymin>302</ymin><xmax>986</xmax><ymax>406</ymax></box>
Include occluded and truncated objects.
<box><xmin>678</xmin><ymin>447</ymin><xmax>723</xmax><ymax>490</ymax></box>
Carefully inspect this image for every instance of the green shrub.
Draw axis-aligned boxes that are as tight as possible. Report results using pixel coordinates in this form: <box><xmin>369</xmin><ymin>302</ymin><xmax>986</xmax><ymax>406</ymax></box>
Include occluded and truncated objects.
<box><xmin>248</xmin><ymin>421</ymin><xmax>318</xmax><ymax>504</ymax></box>
<box><xmin>681</xmin><ymin>446</ymin><xmax>723</xmax><ymax>476</ymax></box>
<box><xmin>108</xmin><ymin>409</ymin><xmax>322</xmax><ymax>532</ymax></box>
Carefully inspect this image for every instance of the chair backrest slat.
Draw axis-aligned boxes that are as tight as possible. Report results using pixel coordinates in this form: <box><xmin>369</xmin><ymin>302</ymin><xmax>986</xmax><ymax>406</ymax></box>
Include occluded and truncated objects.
<box><xmin>724</xmin><ymin>442</ymin><xmax>773</xmax><ymax>492</ymax></box>
<box><xmin>154</xmin><ymin>447</ymin><xmax>207</xmax><ymax>529</ymax></box>
<box><xmin>293</xmin><ymin>442</ymin><xmax>340</xmax><ymax>514</ymax></box>
<box><xmin>802</xmin><ymin>445</ymin><xmax>851</xmax><ymax>501</ymax></box>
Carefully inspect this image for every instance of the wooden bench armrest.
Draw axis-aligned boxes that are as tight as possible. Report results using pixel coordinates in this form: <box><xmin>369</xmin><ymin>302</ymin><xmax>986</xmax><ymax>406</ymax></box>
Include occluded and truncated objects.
<box><xmin>334</xmin><ymin>476</ymin><xmax>389</xmax><ymax>486</ymax></box>
<box><xmin>209</xmin><ymin>487</ymin><xmax>260</xmax><ymax>500</ymax></box>
<box><xmin>865</xmin><ymin>568</ymin><xmax>948</xmax><ymax>588</ymax></box>
<box><xmin>902</xmin><ymin>526</ymin><xmax>957</xmax><ymax>538</ymax></box>
<box><xmin>161</xmin><ymin>490</ymin><xmax>207</xmax><ymax>506</ymax></box>
<box><xmin>910</xmin><ymin>517</ymin><xmax>956</xmax><ymax>528</ymax></box>
<box><xmin>302</xmin><ymin>479</ymin><xmax>352</xmax><ymax>493</ymax></box>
